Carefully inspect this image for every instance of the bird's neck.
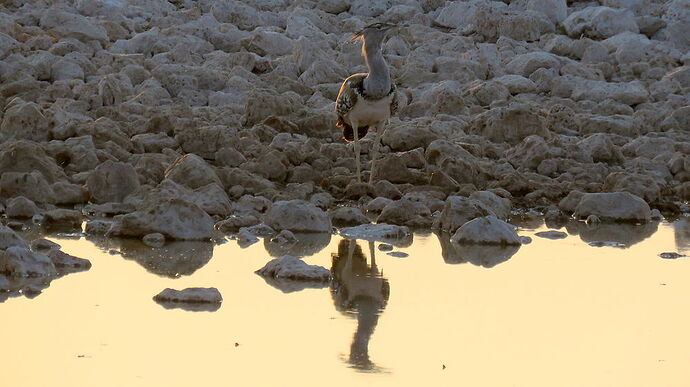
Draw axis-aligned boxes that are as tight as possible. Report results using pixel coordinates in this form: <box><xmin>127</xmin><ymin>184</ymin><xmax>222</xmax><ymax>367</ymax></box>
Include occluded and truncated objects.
<box><xmin>363</xmin><ymin>41</ymin><xmax>390</xmax><ymax>99</ymax></box>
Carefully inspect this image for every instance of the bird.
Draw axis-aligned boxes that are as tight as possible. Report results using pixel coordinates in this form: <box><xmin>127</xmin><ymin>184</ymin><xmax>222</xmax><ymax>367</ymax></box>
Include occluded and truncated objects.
<box><xmin>336</xmin><ymin>22</ymin><xmax>401</xmax><ymax>185</ymax></box>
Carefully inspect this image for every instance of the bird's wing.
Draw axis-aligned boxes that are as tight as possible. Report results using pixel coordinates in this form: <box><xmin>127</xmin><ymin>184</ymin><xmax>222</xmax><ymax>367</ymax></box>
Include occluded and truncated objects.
<box><xmin>335</xmin><ymin>73</ymin><xmax>367</xmax><ymax>126</ymax></box>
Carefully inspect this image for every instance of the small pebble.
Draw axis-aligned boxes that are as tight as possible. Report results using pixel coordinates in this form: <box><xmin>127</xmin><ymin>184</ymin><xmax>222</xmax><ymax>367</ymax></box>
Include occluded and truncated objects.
<box><xmin>659</xmin><ymin>252</ymin><xmax>686</xmax><ymax>259</ymax></box>
<box><xmin>387</xmin><ymin>251</ymin><xmax>408</xmax><ymax>258</ymax></box>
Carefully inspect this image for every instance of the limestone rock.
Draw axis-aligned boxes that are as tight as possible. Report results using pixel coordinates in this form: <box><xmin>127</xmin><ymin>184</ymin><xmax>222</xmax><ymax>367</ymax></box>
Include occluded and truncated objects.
<box><xmin>339</xmin><ymin>223</ymin><xmax>413</xmax><ymax>246</ymax></box>
<box><xmin>6</xmin><ymin>196</ymin><xmax>40</xmax><ymax>218</ymax></box>
<box><xmin>85</xmin><ymin>161</ymin><xmax>139</xmax><ymax>203</ymax></box>
<box><xmin>376</xmin><ymin>199</ymin><xmax>432</xmax><ymax>228</ymax></box>
<box><xmin>0</xmin><ymin>171</ymin><xmax>55</xmax><ymax>204</ymax></box>
<box><xmin>329</xmin><ymin>207</ymin><xmax>369</xmax><ymax>226</ymax></box>
<box><xmin>263</xmin><ymin>200</ymin><xmax>331</xmax><ymax>233</ymax></box>
<box><xmin>0</xmin><ymin>247</ymin><xmax>57</xmax><ymax>277</ymax></box>
<box><xmin>110</xmin><ymin>198</ymin><xmax>214</xmax><ymax>240</ymax></box>
<box><xmin>154</xmin><ymin>287</ymin><xmax>222</xmax><ymax>304</ymax></box>
<box><xmin>165</xmin><ymin>154</ymin><xmax>221</xmax><ymax>190</ymax></box>
<box><xmin>563</xmin><ymin>6</ymin><xmax>639</xmax><ymax>39</ymax></box>
<box><xmin>255</xmin><ymin>255</ymin><xmax>331</xmax><ymax>281</ymax></box>
<box><xmin>42</xmin><ymin>209</ymin><xmax>83</xmax><ymax>229</ymax></box>
<box><xmin>451</xmin><ymin>215</ymin><xmax>521</xmax><ymax>245</ymax></box>
<box><xmin>437</xmin><ymin>196</ymin><xmax>493</xmax><ymax>233</ymax></box>
<box><xmin>573</xmin><ymin>192</ymin><xmax>651</xmax><ymax>222</ymax></box>
<box><xmin>0</xmin><ymin>101</ymin><xmax>50</xmax><ymax>143</ymax></box>
<box><xmin>0</xmin><ymin>225</ymin><xmax>29</xmax><ymax>250</ymax></box>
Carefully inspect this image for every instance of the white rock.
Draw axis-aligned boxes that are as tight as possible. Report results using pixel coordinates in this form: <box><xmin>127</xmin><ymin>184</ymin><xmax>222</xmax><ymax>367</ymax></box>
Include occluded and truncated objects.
<box><xmin>339</xmin><ymin>223</ymin><xmax>412</xmax><ymax>245</ymax></box>
<box><xmin>563</xmin><ymin>6</ymin><xmax>639</xmax><ymax>39</ymax></box>
<box><xmin>451</xmin><ymin>216</ymin><xmax>521</xmax><ymax>245</ymax></box>
<box><xmin>573</xmin><ymin>192</ymin><xmax>651</xmax><ymax>222</ymax></box>
<box><xmin>263</xmin><ymin>200</ymin><xmax>331</xmax><ymax>233</ymax></box>
<box><xmin>350</xmin><ymin>0</ymin><xmax>390</xmax><ymax>17</ymax></box>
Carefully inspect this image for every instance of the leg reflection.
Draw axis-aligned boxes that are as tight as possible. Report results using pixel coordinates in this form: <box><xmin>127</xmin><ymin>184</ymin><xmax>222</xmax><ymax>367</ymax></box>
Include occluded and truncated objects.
<box><xmin>331</xmin><ymin>239</ymin><xmax>390</xmax><ymax>372</ymax></box>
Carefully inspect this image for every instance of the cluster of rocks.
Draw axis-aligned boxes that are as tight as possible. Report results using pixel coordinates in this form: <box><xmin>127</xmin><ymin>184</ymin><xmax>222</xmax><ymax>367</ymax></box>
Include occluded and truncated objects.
<box><xmin>0</xmin><ymin>0</ymin><xmax>688</xmax><ymax>253</ymax></box>
<box><xmin>0</xmin><ymin>224</ymin><xmax>91</xmax><ymax>302</ymax></box>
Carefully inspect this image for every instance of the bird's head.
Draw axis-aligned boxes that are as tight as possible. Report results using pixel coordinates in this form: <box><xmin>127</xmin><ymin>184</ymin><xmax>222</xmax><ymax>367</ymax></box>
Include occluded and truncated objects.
<box><xmin>348</xmin><ymin>22</ymin><xmax>398</xmax><ymax>45</ymax></box>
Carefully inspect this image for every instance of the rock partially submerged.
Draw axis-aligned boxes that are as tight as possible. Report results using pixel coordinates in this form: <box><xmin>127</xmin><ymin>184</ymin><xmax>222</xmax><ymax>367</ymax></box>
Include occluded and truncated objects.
<box><xmin>451</xmin><ymin>216</ymin><xmax>522</xmax><ymax>246</ymax></box>
<box><xmin>255</xmin><ymin>256</ymin><xmax>330</xmax><ymax>293</ymax></box>
<box><xmin>109</xmin><ymin>198</ymin><xmax>214</xmax><ymax>240</ymax></box>
<box><xmin>153</xmin><ymin>287</ymin><xmax>222</xmax><ymax>312</ymax></box>
<box><xmin>573</xmin><ymin>192</ymin><xmax>651</xmax><ymax>222</ymax></box>
<box><xmin>339</xmin><ymin>223</ymin><xmax>412</xmax><ymax>246</ymax></box>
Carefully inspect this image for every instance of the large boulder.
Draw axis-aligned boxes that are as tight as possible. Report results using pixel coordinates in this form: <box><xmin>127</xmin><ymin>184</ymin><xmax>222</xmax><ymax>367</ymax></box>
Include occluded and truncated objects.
<box><xmin>109</xmin><ymin>198</ymin><xmax>214</xmax><ymax>240</ymax></box>
<box><xmin>469</xmin><ymin>103</ymin><xmax>549</xmax><ymax>145</ymax></box>
<box><xmin>451</xmin><ymin>216</ymin><xmax>521</xmax><ymax>245</ymax></box>
<box><xmin>86</xmin><ymin>161</ymin><xmax>140</xmax><ymax>203</ymax></box>
<box><xmin>263</xmin><ymin>200</ymin><xmax>331</xmax><ymax>233</ymax></box>
<box><xmin>573</xmin><ymin>192</ymin><xmax>651</xmax><ymax>222</ymax></box>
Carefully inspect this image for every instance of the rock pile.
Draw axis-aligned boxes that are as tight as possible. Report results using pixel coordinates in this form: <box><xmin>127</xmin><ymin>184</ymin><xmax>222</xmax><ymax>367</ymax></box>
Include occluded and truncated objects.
<box><xmin>0</xmin><ymin>0</ymin><xmax>687</xmax><ymax>244</ymax></box>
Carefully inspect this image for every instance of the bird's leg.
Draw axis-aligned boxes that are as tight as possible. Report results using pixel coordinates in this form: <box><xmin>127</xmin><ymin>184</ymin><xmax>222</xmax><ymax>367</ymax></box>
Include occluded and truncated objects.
<box><xmin>368</xmin><ymin>121</ymin><xmax>386</xmax><ymax>185</ymax></box>
<box><xmin>352</xmin><ymin>121</ymin><xmax>362</xmax><ymax>183</ymax></box>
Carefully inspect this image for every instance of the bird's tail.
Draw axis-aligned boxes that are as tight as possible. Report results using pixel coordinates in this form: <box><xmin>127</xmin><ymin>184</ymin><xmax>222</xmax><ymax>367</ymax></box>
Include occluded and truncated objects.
<box><xmin>337</xmin><ymin>119</ymin><xmax>369</xmax><ymax>142</ymax></box>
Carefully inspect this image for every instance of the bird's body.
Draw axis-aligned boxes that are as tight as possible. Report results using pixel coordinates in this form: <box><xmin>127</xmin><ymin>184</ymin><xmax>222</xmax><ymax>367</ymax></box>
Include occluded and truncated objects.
<box><xmin>336</xmin><ymin>73</ymin><xmax>399</xmax><ymax>140</ymax></box>
<box><xmin>335</xmin><ymin>22</ymin><xmax>400</xmax><ymax>183</ymax></box>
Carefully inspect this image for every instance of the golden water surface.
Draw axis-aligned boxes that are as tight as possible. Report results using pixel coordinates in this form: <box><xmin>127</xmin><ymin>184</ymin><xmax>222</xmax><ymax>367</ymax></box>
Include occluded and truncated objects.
<box><xmin>2</xmin><ymin>218</ymin><xmax>690</xmax><ymax>387</ymax></box>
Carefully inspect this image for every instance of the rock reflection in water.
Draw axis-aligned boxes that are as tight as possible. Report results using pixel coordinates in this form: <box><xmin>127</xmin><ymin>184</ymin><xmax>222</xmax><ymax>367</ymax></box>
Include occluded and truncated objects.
<box><xmin>331</xmin><ymin>239</ymin><xmax>390</xmax><ymax>372</ymax></box>
<box><xmin>89</xmin><ymin>236</ymin><xmax>213</xmax><ymax>278</ymax></box>
<box><xmin>264</xmin><ymin>232</ymin><xmax>331</xmax><ymax>258</ymax></box>
<box><xmin>674</xmin><ymin>217</ymin><xmax>690</xmax><ymax>253</ymax></box>
<box><xmin>566</xmin><ymin>221</ymin><xmax>658</xmax><ymax>248</ymax></box>
<box><xmin>436</xmin><ymin>232</ymin><xmax>519</xmax><ymax>268</ymax></box>
<box><xmin>0</xmin><ymin>275</ymin><xmax>52</xmax><ymax>303</ymax></box>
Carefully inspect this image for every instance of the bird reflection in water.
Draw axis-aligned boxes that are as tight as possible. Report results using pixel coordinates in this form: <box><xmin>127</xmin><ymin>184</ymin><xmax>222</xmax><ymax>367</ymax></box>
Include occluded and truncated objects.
<box><xmin>330</xmin><ymin>239</ymin><xmax>390</xmax><ymax>372</ymax></box>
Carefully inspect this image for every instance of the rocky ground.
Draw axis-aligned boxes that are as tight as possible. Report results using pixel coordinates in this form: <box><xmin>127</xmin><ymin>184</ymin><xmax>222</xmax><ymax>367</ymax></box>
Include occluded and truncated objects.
<box><xmin>0</xmin><ymin>0</ymin><xmax>689</xmax><ymax>274</ymax></box>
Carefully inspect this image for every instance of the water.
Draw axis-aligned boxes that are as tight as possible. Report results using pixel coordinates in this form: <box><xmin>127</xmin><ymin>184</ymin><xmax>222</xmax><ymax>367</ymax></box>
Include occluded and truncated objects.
<box><xmin>3</xmin><ymin>217</ymin><xmax>690</xmax><ymax>387</ymax></box>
